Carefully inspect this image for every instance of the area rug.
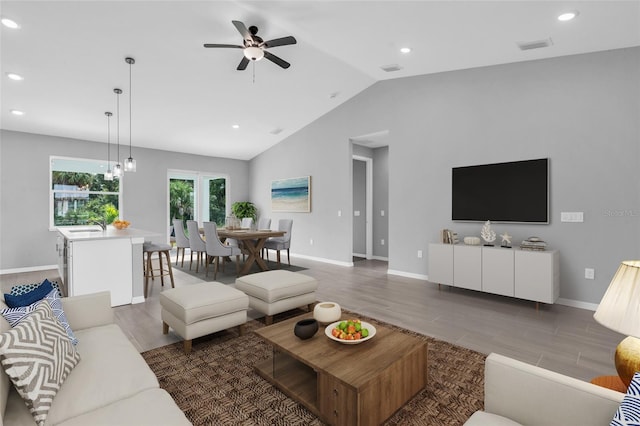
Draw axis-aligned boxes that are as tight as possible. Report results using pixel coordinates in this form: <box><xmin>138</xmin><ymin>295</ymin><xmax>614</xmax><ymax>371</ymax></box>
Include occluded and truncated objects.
<box><xmin>172</xmin><ymin>258</ymin><xmax>307</xmax><ymax>284</ymax></box>
<box><xmin>142</xmin><ymin>311</ymin><xmax>485</xmax><ymax>425</ymax></box>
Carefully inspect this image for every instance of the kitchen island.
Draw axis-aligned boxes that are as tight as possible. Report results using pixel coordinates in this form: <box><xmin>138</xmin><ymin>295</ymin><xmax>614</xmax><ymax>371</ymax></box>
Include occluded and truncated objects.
<box><xmin>57</xmin><ymin>226</ymin><xmax>158</xmax><ymax>306</ymax></box>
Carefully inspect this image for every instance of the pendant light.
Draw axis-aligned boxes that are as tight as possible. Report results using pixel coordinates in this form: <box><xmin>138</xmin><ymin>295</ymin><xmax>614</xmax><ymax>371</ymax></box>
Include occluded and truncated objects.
<box><xmin>113</xmin><ymin>88</ymin><xmax>123</xmax><ymax>178</ymax></box>
<box><xmin>104</xmin><ymin>111</ymin><xmax>113</xmax><ymax>181</ymax></box>
<box><xmin>124</xmin><ymin>57</ymin><xmax>136</xmax><ymax>172</ymax></box>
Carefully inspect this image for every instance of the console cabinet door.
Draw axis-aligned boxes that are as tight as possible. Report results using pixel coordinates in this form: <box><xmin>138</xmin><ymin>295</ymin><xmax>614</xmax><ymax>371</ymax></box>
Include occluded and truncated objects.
<box><xmin>515</xmin><ymin>250</ymin><xmax>559</xmax><ymax>303</ymax></box>
<box><xmin>482</xmin><ymin>247</ymin><xmax>514</xmax><ymax>296</ymax></box>
<box><xmin>428</xmin><ymin>243</ymin><xmax>453</xmax><ymax>286</ymax></box>
<box><xmin>318</xmin><ymin>373</ymin><xmax>357</xmax><ymax>426</ymax></box>
<box><xmin>454</xmin><ymin>245</ymin><xmax>482</xmax><ymax>291</ymax></box>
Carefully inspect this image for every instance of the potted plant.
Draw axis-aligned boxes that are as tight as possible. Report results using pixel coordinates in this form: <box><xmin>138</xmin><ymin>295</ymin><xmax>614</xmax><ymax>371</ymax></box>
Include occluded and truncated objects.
<box><xmin>231</xmin><ymin>201</ymin><xmax>258</xmax><ymax>222</ymax></box>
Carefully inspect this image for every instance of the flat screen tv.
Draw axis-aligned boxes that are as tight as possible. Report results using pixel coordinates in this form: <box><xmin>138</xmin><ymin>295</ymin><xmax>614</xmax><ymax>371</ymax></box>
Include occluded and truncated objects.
<box><xmin>452</xmin><ymin>158</ymin><xmax>549</xmax><ymax>223</ymax></box>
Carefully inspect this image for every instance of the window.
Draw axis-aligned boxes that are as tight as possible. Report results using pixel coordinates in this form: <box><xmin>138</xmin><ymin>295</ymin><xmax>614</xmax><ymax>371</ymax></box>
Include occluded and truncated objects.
<box><xmin>168</xmin><ymin>171</ymin><xmax>228</xmax><ymax>233</ymax></box>
<box><xmin>50</xmin><ymin>157</ymin><xmax>122</xmax><ymax>228</ymax></box>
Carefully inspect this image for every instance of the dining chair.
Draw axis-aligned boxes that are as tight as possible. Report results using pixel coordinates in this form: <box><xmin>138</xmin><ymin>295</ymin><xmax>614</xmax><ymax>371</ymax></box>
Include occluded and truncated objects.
<box><xmin>186</xmin><ymin>220</ymin><xmax>206</xmax><ymax>273</ymax></box>
<box><xmin>203</xmin><ymin>221</ymin><xmax>241</xmax><ymax>279</ymax></box>
<box><xmin>227</xmin><ymin>217</ymin><xmax>254</xmax><ymax>259</ymax></box>
<box><xmin>172</xmin><ymin>219</ymin><xmax>190</xmax><ymax>267</ymax></box>
<box><xmin>264</xmin><ymin>219</ymin><xmax>293</xmax><ymax>268</ymax></box>
<box><xmin>257</xmin><ymin>217</ymin><xmax>271</xmax><ymax>230</ymax></box>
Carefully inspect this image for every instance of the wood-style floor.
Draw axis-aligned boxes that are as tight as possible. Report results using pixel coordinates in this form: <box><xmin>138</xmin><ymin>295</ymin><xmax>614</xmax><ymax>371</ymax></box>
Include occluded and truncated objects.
<box><xmin>0</xmin><ymin>254</ymin><xmax>621</xmax><ymax>383</ymax></box>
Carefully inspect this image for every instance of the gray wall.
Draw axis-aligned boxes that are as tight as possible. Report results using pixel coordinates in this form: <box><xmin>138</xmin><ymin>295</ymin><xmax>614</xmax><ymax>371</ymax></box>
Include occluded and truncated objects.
<box><xmin>372</xmin><ymin>146</ymin><xmax>389</xmax><ymax>259</ymax></box>
<box><xmin>250</xmin><ymin>47</ymin><xmax>640</xmax><ymax>305</ymax></box>
<box><xmin>0</xmin><ymin>130</ymin><xmax>250</xmax><ymax>270</ymax></box>
<box><xmin>352</xmin><ymin>158</ymin><xmax>366</xmax><ymax>255</ymax></box>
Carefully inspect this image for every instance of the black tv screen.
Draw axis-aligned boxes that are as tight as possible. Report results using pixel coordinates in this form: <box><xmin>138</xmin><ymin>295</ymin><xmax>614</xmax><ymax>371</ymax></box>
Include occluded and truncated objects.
<box><xmin>452</xmin><ymin>158</ymin><xmax>549</xmax><ymax>223</ymax></box>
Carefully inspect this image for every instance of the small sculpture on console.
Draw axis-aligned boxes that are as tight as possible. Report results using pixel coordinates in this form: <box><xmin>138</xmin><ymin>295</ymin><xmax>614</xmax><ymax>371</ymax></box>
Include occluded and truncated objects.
<box><xmin>481</xmin><ymin>220</ymin><xmax>496</xmax><ymax>246</ymax></box>
<box><xmin>500</xmin><ymin>232</ymin><xmax>512</xmax><ymax>248</ymax></box>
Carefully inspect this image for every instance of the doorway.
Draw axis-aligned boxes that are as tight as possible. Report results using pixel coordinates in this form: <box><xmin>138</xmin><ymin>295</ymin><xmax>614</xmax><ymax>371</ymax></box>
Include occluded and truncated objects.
<box><xmin>352</xmin><ymin>155</ymin><xmax>373</xmax><ymax>260</ymax></box>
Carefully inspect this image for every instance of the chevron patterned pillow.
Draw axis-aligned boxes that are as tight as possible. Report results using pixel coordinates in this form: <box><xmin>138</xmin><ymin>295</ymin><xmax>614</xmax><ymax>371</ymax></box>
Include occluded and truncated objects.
<box><xmin>0</xmin><ymin>301</ymin><xmax>80</xmax><ymax>426</ymax></box>
<box><xmin>612</xmin><ymin>372</ymin><xmax>640</xmax><ymax>426</ymax></box>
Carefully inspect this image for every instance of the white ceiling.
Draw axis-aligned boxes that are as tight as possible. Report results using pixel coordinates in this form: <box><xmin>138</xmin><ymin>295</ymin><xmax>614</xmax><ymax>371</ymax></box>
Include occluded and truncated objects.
<box><xmin>2</xmin><ymin>1</ymin><xmax>639</xmax><ymax>160</ymax></box>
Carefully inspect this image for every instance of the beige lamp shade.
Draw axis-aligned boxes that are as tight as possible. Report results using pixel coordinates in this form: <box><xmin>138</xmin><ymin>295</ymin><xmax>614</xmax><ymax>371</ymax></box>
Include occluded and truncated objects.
<box><xmin>594</xmin><ymin>260</ymin><xmax>640</xmax><ymax>337</ymax></box>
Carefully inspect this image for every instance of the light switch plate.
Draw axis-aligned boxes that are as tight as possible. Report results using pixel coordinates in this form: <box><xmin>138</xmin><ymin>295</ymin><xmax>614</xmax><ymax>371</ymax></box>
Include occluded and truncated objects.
<box><xmin>561</xmin><ymin>212</ymin><xmax>584</xmax><ymax>222</ymax></box>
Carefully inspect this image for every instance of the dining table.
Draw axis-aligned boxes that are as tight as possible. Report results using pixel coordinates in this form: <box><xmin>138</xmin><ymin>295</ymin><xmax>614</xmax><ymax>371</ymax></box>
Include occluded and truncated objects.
<box><xmin>215</xmin><ymin>228</ymin><xmax>286</xmax><ymax>276</ymax></box>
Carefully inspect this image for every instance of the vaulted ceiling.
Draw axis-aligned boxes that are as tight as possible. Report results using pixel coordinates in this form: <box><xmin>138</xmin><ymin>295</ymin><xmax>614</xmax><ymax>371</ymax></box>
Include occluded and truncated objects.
<box><xmin>2</xmin><ymin>1</ymin><xmax>639</xmax><ymax>160</ymax></box>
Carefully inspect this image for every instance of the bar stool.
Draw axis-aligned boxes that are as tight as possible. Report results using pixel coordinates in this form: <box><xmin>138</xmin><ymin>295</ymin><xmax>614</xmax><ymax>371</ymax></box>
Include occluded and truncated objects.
<box><xmin>143</xmin><ymin>242</ymin><xmax>175</xmax><ymax>298</ymax></box>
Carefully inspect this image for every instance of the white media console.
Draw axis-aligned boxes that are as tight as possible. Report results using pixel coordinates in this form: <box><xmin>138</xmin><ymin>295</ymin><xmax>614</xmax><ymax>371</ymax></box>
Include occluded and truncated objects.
<box><xmin>428</xmin><ymin>243</ymin><xmax>559</xmax><ymax>305</ymax></box>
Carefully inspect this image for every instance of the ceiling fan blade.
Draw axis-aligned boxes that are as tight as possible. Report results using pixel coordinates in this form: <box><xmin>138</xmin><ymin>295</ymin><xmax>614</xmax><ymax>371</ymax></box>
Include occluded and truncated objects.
<box><xmin>237</xmin><ymin>56</ymin><xmax>250</xmax><ymax>71</ymax></box>
<box><xmin>262</xmin><ymin>36</ymin><xmax>297</xmax><ymax>48</ymax></box>
<box><xmin>264</xmin><ymin>51</ymin><xmax>291</xmax><ymax>69</ymax></box>
<box><xmin>203</xmin><ymin>44</ymin><xmax>243</xmax><ymax>49</ymax></box>
<box><xmin>232</xmin><ymin>20</ymin><xmax>251</xmax><ymax>42</ymax></box>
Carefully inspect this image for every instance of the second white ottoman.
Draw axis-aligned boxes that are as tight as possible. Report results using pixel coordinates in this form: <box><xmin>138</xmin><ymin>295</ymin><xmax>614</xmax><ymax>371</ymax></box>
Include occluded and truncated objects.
<box><xmin>235</xmin><ymin>270</ymin><xmax>318</xmax><ymax>325</ymax></box>
<box><xmin>160</xmin><ymin>282</ymin><xmax>248</xmax><ymax>354</ymax></box>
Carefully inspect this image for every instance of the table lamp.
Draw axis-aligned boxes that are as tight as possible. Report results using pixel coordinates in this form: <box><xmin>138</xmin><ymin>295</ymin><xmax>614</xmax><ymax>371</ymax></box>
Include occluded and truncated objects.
<box><xmin>594</xmin><ymin>260</ymin><xmax>640</xmax><ymax>387</ymax></box>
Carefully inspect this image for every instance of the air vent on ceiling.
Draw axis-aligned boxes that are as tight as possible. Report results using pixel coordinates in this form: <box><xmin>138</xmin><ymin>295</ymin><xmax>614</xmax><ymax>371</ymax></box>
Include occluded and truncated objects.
<box><xmin>517</xmin><ymin>38</ymin><xmax>553</xmax><ymax>51</ymax></box>
<box><xmin>270</xmin><ymin>128</ymin><xmax>283</xmax><ymax>135</ymax></box>
<box><xmin>380</xmin><ymin>64</ymin><xmax>403</xmax><ymax>72</ymax></box>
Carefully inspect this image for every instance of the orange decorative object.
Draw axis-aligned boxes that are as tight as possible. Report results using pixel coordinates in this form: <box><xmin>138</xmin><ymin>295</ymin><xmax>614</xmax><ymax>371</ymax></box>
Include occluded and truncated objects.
<box><xmin>113</xmin><ymin>220</ymin><xmax>131</xmax><ymax>230</ymax></box>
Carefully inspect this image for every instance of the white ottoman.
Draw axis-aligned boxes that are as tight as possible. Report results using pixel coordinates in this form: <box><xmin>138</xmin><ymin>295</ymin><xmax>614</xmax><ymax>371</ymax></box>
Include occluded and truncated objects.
<box><xmin>235</xmin><ymin>270</ymin><xmax>318</xmax><ymax>325</ymax></box>
<box><xmin>160</xmin><ymin>282</ymin><xmax>248</xmax><ymax>354</ymax></box>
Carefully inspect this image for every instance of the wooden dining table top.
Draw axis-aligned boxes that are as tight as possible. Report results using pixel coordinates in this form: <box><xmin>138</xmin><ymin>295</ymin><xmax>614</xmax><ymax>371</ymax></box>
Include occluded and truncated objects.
<box><xmin>214</xmin><ymin>228</ymin><xmax>285</xmax><ymax>240</ymax></box>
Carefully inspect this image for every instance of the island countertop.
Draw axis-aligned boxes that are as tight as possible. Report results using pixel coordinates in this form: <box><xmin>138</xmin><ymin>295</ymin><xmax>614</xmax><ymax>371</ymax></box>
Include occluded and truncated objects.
<box><xmin>57</xmin><ymin>226</ymin><xmax>159</xmax><ymax>241</ymax></box>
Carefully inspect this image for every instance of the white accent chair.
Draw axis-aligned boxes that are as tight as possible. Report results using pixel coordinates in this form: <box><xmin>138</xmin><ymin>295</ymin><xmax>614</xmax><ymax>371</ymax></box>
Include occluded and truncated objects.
<box><xmin>186</xmin><ymin>220</ymin><xmax>206</xmax><ymax>273</ymax></box>
<box><xmin>172</xmin><ymin>218</ymin><xmax>190</xmax><ymax>267</ymax></box>
<box><xmin>203</xmin><ymin>221</ymin><xmax>242</xmax><ymax>279</ymax></box>
<box><xmin>464</xmin><ymin>353</ymin><xmax>624</xmax><ymax>425</ymax></box>
<box><xmin>264</xmin><ymin>219</ymin><xmax>293</xmax><ymax>267</ymax></box>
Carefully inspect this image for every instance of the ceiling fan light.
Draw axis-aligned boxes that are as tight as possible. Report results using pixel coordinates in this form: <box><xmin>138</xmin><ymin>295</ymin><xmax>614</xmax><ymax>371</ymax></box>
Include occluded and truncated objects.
<box><xmin>244</xmin><ymin>46</ymin><xmax>264</xmax><ymax>61</ymax></box>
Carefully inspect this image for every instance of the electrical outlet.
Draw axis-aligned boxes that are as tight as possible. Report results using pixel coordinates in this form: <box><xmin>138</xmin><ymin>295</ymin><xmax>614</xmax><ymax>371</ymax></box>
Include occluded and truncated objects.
<box><xmin>585</xmin><ymin>268</ymin><xmax>595</xmax><ymax>279</ymax></box>
<box><xmin>337</xmin><ymin>210</ymin><xmax>342</xmax><ymax>217</ymax></box>
<box><xmin>381</xmin><ymin>210</ymin><xmax>385</xmax><ymax>217</ymax></box>
<box><xmin>309</xmin><ymin>239</ymin><xmax>313</xmax><ymax>245</ymax></box>
<box><xmin>381</xmin><ymin>239</ymin><xmax>385</xmax><ymax>246</ymax></box>
<box><xmin>417</xmin><ymin>250</ymin><xmax>423</xmax><ymax>258</ymax></box>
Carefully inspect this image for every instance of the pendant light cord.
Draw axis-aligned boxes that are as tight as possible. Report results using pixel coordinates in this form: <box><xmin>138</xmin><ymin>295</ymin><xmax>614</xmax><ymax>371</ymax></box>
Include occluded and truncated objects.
<box><xmin>128</xmin><ymin>60</ymin><xmax>132</xmax><ymax>157</ymax></box>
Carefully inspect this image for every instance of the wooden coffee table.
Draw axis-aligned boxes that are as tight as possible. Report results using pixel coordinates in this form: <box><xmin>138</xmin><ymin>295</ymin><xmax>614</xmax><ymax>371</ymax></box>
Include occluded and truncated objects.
<box><xmin>254</xmin><ymin>313</ymin><xmax>428</xmax><ymax>425</ymax></box>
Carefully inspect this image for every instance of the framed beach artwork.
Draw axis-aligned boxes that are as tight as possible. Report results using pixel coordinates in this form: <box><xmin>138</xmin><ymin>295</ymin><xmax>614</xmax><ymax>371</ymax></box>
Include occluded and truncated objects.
<box><xmin>271</xmin><ymin>176</ymin><xmax>311</xmax><ymax>212</ymax></box>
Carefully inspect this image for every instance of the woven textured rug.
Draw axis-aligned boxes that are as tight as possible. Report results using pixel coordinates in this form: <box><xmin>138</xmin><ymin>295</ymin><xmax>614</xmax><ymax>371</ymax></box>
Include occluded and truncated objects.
<box><xmin>142</xmin><ymin>312</ymin><xmax>485</xmax><ymax>425</ymax></box>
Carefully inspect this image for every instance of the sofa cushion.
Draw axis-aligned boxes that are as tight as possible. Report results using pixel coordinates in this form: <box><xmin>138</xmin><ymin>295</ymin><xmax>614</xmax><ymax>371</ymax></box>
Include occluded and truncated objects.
<box><xmin>611</xmin><ymin>372</ymin><xmax>640</xmax><ymax>426</ymax></box>
<box><xmin>5</xmin><ymin>323</ymin><xmax>160</xmax><ymax>425</ymax></box>
<box><xmin>56</xmin><ymin>388</ymin><xmax>191</xmax><ymax>426</ymax></box>
<box><xmin>1</xmin><ymin>289</ymin><xmax>78</xmax><ymax>345</ymax></box>
<box><xmin>0</xmin><ymin>302</ymin><xmax>80</xmax><ymax>426</ymax></box>
<box><xmin>464</xmin><ymin>411</ymin><xmax>523</xmax><ymax>425</ymax></box>
<box><xmin>3</xmin><ymin>279</ymin><xmax>53</xmax><ymax>308</ymax></box>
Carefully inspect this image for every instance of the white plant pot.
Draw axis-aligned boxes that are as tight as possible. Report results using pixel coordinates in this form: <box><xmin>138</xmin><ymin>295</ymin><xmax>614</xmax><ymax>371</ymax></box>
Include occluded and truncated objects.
<box><xmin>313</xmin><ymin>302</ymin><xmax>342</xmax><ymax>324</ymax></box>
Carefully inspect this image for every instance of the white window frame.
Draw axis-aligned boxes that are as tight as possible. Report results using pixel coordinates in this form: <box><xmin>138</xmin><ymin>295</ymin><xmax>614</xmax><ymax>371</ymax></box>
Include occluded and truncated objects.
<box><xmin>49</xmin><ymin>155</ymin><xmax>124</xmax><ymax>230</ymax></box>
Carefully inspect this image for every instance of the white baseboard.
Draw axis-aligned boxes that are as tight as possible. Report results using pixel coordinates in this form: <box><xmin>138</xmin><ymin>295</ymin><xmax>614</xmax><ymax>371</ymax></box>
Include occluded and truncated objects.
<box><xmin>556</xmin><ymin>298</ymin><xmax>599</xmax><ymax>311</ymax></box>
<box><xmin>0</xmin><ymin>265</ymin><xmax>58</xmax><ymax>275</ymax></box>
<box><xmin>387</xmin><ymin>269</ymin><xmax>429</xmax><ymax>281</ymax></box>
<box><xmin>131</xmin><ymin>296</ymin><xmax>145</xmax><ymax>305</ymax></box>
<box><xmin>352</xmin><ymin>252</ymin><xmax>366</xmax><ymax>258</ymax></box>
<box><xmin>290</xmin><ymin>253</ymin><xmax>353</xmax><ymax>267</ymax></box>
<box><xmin>372</xmin><ymin>255</ymin><xmax>389</xmax><ymax>261</ymax></box>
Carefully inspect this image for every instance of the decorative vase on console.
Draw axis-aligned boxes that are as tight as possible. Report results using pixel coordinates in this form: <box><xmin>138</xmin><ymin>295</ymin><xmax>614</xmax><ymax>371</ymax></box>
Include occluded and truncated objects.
<box><xmin>481</xmin><ymin>220</ymin><xmax>496</xmax><ymax>246</ymax></box>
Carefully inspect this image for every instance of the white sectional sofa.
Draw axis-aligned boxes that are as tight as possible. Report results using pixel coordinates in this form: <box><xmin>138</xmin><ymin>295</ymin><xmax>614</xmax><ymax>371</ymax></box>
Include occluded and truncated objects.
<box><xmin>465</xmin><ymin>352</ymin><xmax>625</xmax><ymax>426</ymax></box>
<box><xmin>0</xmin><ymin>291</ymin><xmax>191</xmax><ymax>426</ymax></box>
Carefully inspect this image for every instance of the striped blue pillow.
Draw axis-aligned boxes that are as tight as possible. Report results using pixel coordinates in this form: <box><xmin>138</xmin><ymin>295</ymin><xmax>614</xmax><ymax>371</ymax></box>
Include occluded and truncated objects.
<box><xmin>1</xmin><ymin>289</ymin><xmax>78</xmax><ymax>345</ymax></box>
<box><xmin>611</xmin><ymin>372</ymin><xmax>640</xmax><ymax>426</ymax></box>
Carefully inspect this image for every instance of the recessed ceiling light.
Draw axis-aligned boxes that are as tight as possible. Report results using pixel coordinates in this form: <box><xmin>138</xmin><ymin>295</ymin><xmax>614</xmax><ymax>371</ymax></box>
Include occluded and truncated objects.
<box><xmin>400</xmin><ymin>47</ymin><xmax>411</xmax><ymax>54</ymax></box>
<box><xmin>558</xmin><ymin>11</ymin><xmax>579</xmax><ymax>21</ymax></box>
<box><xmin>10</xmin><ymin>109</ymin><xmax>24</xmax><ymax>116</ymax></box>
<box><xmin>1</xmin><ymin>18</ymin><xmax>20</xmax><ymax>29</ymax></box>
<box><xmin>232</xmin><ymin>124</ymin><xmax>239</xmax><ymax>129</ymax></box>
<box><xmin>6</xmin><ymin>73</ymin><xmax>23</xmax><ymax>81</ymax></box>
